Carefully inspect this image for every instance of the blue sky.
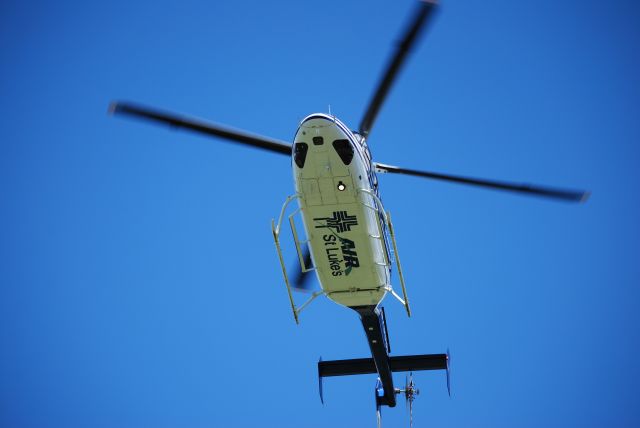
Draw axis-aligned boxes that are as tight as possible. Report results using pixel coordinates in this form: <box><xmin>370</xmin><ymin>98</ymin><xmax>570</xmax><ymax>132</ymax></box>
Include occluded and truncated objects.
<box><xmin>1</xmin><ymin>0</ymin><xmax>639</xmax><ymax>427</ymax></box>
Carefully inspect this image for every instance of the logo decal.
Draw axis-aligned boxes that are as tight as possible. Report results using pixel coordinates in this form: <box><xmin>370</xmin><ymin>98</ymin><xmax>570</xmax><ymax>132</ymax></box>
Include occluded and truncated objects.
<box><xmin>315</xmin><ymin>211</ymin><xmax>360</xmax><ymax>276</ymax></box>
<box><xmin>314</xmin><ymin>211</ymin><xmax>358</xmax><ymax>233</ymax></box>
<box><xmin>339</xmin><ymin>237</ymin><xmax>360</xmax><ymax>275</ymax></box>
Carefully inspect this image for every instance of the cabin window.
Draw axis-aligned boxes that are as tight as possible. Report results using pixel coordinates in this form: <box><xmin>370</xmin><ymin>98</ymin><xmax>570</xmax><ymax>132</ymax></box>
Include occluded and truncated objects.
<box><xmin>332</xmin><ymin>139</ymin><xmax>354</xmax><ymax>165</ymax></box>
<box><xmin>294</xmin><ymin>142</ymin><xmax>309</xmax><ymax>168</ymax></box>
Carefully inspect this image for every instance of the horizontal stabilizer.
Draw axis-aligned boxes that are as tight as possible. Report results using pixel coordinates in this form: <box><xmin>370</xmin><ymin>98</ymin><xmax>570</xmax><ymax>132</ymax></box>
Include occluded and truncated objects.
<box><xmin>319</xmin><ymin>353</ymin><xmax>448</xmax><ymax>378</ymax></box>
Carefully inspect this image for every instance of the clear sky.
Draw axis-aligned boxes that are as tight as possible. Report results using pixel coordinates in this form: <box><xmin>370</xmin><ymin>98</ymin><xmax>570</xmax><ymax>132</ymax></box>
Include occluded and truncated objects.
<box><xmin>1</xmin><ymin>0</ymin><xmax>639</xmax><ymax>427</ymax></box>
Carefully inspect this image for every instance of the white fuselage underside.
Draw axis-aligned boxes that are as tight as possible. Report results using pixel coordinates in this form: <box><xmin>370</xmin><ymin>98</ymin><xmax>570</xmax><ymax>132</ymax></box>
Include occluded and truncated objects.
<box><xmin>293</xmin><ymin>114</ymin><xmax>390</xmax><ymax>308</ymax></box>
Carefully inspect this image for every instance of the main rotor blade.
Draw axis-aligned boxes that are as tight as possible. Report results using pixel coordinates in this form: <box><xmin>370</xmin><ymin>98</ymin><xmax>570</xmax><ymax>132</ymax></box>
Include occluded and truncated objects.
<box><xmin>375</xmin><ymin>162</ymin><xmax>590</xmax><ymax>202</ymax></box>
<box><xmin>109</xmin><ymin>101</ymin><xmax>292</xmax><ymax>155</ymax></box>
<box><xmin>291</xmin><ymin>246</ymin><xmax>314</xmax><ymax>292</ymax></box>
<box><xmin>359</xmin><ymin>0</ymin><xmax>438</xmax><ymax>138</ymax></box>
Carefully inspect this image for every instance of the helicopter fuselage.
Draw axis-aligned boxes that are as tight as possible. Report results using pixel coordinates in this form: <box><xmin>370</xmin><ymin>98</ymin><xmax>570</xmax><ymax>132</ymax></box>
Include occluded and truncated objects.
<box><xmin>292</xmin><ymin>113</ymin><xmax>392</xmax><ymax>309</ymax></box>
<box><xmin>292</xmin><ymin>113</ymin><xmax>401</xmax><ymax>405</ymax></box>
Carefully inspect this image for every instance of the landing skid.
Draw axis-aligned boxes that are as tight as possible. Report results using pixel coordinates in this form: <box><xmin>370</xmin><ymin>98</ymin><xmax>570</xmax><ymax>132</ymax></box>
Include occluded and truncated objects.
<box><xmin>357</xmin><ymin>188</ymin><xmax>411</xmax><ymax>317</ymax></box>
<box><xmin>270</xmin><ymin>194</ymin><xmax>322</xmax><ymax>324</ymax></box>
<box><xmin>271</xmin><ymin>191</ymin><xmax>412</xmax><ymax>323</ymax></box>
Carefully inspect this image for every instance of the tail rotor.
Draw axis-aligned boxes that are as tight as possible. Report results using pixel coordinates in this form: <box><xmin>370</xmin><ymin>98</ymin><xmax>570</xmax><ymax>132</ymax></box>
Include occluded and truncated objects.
<box><xmin>402</xmin><ymin>372</ymin><xmax>420</xmax><ymax>428</ymax></box>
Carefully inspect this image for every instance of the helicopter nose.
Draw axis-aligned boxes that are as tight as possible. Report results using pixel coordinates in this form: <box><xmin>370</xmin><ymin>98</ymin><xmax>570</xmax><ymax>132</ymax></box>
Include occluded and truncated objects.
<box><xmin>300</xmin><ymin>116</ymin><xmax>338</xmax><ymax>134</ymax></box>
<box><xmin>297</xmin><ymin>115</ymin><xmax>350</xmax><ymax>144</ymax></box>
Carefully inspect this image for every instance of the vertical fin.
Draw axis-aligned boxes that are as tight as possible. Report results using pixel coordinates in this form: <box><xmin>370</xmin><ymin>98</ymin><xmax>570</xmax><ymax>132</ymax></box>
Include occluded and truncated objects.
<box><xmin>318</xmin><ymin>356</ymin><xmax>325</xmax><ymax>404</ymax></box>
<box><xmin>446</xmin><ymin>348</ymin><xmax>452</xmax><ymax>397</ymax></box>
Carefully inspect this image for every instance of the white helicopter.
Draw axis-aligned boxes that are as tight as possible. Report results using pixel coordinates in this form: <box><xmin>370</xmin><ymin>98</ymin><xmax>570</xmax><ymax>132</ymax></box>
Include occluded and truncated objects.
<box><xmin>110</xmin><ymin>1</ymin><xmax>589</xmax><ymax>426</ymax></box>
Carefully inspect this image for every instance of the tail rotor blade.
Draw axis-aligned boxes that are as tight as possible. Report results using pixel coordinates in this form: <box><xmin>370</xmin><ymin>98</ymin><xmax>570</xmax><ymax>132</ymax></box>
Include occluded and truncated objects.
<box><xmin>405</xmin><ymin>374</ymin><xmax>410</xmax><ymax>407</ymax></box>
<box><xmin>375</xmin><ymin>162</ymin><xmax>590</xmax><ymax>202</ymax></box>
<box><xmin>109</xmin><ymin>101</ymin><xmax>292</xmax><ymax>155</ymax></box>
<box><xmin>408</xmin><ymin>397</ymin><xmax>414</xmax><ymax>428</ymax></box>
<box><xmin>359</xmin><ymin>0</ymin><xmax>438</xmax><ymax>138</ymax></box>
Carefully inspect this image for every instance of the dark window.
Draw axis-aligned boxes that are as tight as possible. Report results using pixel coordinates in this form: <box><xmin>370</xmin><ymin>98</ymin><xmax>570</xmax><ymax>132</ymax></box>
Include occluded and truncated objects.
<box><xmin>294</xmin><ymin>142</ymin><xmax>309</xmax><ymax>168</ymax></box>
<box><xmin>332</xmin><ymin>139</ymin><xmax>354</xmax><ymax>165</ymax></box>
<box><xmin>312</xmin><ymin>136</ymin><xmax>324</xmax><ymax>145</ymax></box>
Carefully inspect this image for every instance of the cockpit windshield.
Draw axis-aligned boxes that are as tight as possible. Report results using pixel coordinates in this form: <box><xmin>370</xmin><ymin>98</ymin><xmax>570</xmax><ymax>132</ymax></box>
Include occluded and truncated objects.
<box><xmin>332</xmin><ymin>139</ymin><xmax>354</xmax><ymax>165</ymax></box>
<box><xmin>294</xmin><ymin>142</ymin><xmax>308</xmax><ymax>168</ymax></box>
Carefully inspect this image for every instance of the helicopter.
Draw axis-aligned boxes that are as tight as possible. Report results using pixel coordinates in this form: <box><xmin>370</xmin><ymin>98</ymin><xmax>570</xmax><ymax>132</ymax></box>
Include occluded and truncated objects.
<box><xmin>109</xmin><ymin>0</ymin><xmax>589</xmax><ymax>426</ymax></box>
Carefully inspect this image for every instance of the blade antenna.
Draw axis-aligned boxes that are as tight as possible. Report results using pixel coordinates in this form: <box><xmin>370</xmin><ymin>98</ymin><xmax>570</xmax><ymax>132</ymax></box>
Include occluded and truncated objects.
<box><xmin>359</xmin><ymin>0</ymin><xmax>438</xmax><ymax>138</ymax></box>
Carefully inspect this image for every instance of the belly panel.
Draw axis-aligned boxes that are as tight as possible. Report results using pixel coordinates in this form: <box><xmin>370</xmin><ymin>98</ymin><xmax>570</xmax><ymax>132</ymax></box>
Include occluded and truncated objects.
<box><xmin>300</xmin><ymin>192</ymin><xmax>390</xmax><ymax>308</ymax></box>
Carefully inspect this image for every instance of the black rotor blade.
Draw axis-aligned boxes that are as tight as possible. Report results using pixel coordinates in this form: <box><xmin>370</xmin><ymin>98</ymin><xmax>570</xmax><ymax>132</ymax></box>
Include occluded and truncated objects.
<box><xmin>359</xmin><ymin>0</ymin><xmax>438</xmax><ymax>138</ymax></box>
<box><xmin>375</xmin><ymin>162</ymin><xmax>590</xmax><ymax>202</ymax></box>
<box><xmin>290</xmin><ymin>246</ymin><xmax>314</xmax><ymax>292</ymax></box>
<box><xmin>109</xmin><ymin>101</ymin><xmax>292</xmax><ymax>155</ymax></box>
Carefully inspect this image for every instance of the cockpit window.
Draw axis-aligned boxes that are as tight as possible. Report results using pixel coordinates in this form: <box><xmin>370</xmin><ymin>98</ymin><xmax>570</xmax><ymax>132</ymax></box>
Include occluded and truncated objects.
<box><xmin>294</xmin><ymin>142</ymin><xmax>309</xmax><ymax>168</ymax></box>
<box><xmin>332</xmin><ymin>139</ymin><xmax>354</xmax><ymax>165</ymax></box>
